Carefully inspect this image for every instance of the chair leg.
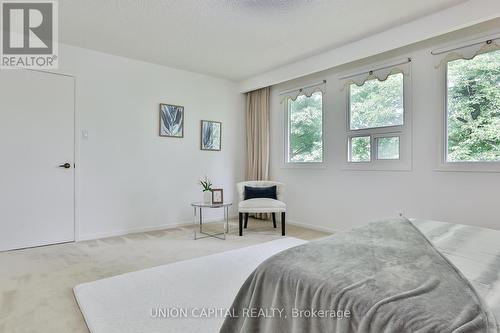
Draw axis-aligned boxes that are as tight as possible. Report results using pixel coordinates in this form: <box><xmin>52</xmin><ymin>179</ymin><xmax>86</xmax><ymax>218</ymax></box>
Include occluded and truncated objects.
<box><xmin>272</xmin><ymin>213</ymin><xmax>277</xmax><ymax>228</ymax></box>
<box><xmin>239</xmin><ymin>213</ymin><xmax>243</xmax><ymax>236</ymax></box>
<box><xmin>281</xmin><ymin>212</ymin><xmax>286</xmax><ymax>236</ymax></box>
<box><xmin>244</xmin><ymin>213</ymin><xmax>249</xmax><ymax>228</ymax></box>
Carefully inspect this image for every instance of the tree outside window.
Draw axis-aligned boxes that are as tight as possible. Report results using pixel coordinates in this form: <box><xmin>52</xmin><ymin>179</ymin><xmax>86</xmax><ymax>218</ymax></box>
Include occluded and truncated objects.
<box><xmin>447</xmin><ymin>49</ymin><xmax>500</xmax><ymax>162</ymax></box>
<box><xmin>287</xmin><ymin>91</ymin><xmax>323</xmax><ymax>163</ymax></box>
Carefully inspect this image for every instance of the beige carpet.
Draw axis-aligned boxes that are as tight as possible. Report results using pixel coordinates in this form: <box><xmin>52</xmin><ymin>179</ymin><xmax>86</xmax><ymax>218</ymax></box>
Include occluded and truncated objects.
<box><xmin>0</xmin><ymin>219</ymin><xmax>331</xmax><ymax>333</ymax></box>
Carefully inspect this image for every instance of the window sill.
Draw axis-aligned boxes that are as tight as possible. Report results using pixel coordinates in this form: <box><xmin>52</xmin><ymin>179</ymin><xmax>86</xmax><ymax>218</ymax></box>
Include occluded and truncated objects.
<box><xmin>341</xmin><ymin>161</ymin><xmax>412</xmax><ymax>171</ymax></box>
<box><xmin>435</xmin><ymin>162</ymin><xmax>500</xmax><ymax>173</ymax></box>
<box><xmin>281</xmin><ymin>162</ymin><xmax>327</xmax><ymax>169</ymax></box>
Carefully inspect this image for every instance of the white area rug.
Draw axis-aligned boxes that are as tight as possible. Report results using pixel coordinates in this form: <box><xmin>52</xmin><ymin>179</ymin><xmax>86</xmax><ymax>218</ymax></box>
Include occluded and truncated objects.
<box><xmin>74</xmin><ymin>237</ymin><xmax>306</xmax><ymax>333</ymax></box>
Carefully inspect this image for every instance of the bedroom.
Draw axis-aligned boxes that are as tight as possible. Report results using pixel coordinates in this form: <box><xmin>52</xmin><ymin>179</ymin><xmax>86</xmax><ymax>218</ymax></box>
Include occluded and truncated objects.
<box><xmin>0</xmin><ymin>0</ymin><xmax>499</xmax><ymax>332</ymax></box>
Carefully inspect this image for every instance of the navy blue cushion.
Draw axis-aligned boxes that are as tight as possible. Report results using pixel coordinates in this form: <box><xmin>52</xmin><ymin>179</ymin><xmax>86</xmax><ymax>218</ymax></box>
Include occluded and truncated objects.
<box><xmin>244</xmin><ymin>186</ymin><xmax>277</xmax><ymax>200</ymax></box>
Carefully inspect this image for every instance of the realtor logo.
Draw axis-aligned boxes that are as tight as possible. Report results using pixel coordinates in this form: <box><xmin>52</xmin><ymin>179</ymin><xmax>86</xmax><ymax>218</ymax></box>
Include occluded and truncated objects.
<box><xmin>1</xmin><ymin>0</ymin><xmax>58</xmax><ymax>69</ymax></box>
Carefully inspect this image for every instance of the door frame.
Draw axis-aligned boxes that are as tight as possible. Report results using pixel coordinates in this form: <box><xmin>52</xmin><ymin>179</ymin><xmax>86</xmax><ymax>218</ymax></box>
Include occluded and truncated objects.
<box><xmin>23</xmin><ymin>68</ymin><xmax>80</xmax><ymax>242</ymax></box>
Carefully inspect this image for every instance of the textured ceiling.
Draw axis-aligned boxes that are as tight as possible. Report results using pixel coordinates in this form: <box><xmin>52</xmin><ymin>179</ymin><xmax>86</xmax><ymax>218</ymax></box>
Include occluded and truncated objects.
<box><xmin>59</xmin><ymin>0</ymin><xmax>468</xmax><ymax>81</ymax></box>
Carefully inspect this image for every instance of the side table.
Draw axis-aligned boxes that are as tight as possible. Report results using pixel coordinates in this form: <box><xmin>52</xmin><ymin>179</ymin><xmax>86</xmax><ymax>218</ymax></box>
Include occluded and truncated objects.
<box><xmin>191</xmin><ymin>202</ymin><xmax>232</xmax><ymax>240</ymax></box>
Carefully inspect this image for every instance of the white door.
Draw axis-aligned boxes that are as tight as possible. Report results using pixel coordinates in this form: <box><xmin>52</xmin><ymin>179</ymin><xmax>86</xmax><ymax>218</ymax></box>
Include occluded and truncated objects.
<box><xmin>0</xmin><ymin>69</ymin><xmax>75</xmax><ymax>251</ymax></box>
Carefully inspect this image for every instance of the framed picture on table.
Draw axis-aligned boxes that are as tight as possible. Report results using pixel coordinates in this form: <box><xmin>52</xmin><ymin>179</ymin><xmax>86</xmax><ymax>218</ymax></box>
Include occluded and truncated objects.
<box><xmin>211</xmin><ymin>189</ymin><xmax>223</xmax><ymax>204</ymax></box>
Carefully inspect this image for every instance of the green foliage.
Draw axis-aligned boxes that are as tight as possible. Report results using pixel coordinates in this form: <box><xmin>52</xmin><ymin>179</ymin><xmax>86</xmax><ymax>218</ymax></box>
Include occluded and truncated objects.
<box><xmin>351</xmin><ymin>136</ymin><xmax>370</xmax><ymax>162</ymax></box>
<box><xmin>350</xmin><ymin>73</ymin><xmax>404</xmax><ymax>130</ymax></box>
<box><xmin>199</xmin><ymin>176</ymin><xmax>212</xmax><ymax>192</ymax></box>
<box><xmin>447</xmin><ymin>50</ymin><xmax>500</xmax><ymax>162</ymax></box>
<box><xmin>288</xmin><ymin>92</ymin><xmax>323</xmax><ymax>162</ymax></box>
<box><xmin>348</xmin><ymin>73</ymin><xmax>404</xmax><ymax>161</ymax></box>
<box><xmin>289</xmin><ymin>52</ymin><xmax>499</xmax><ymax>164</ymax></box>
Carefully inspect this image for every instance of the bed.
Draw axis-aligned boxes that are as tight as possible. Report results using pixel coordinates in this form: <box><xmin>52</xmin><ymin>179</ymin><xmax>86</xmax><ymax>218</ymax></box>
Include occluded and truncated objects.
<box><xmin>221</xmin><ymin>218</ymin><xmax>500</xmax><ymax>333</ymax></box>
<box><xmin>74</xmin><ymin>218</ymin><xmax>500</xmax><ymax>333</ymax></box>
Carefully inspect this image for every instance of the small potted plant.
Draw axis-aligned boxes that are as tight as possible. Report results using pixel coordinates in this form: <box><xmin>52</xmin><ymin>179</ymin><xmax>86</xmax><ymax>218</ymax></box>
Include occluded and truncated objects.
<box><xmin>199</xmin><ymin>176</ymin><xmax>213</xmax><ymax>204</ymax></box>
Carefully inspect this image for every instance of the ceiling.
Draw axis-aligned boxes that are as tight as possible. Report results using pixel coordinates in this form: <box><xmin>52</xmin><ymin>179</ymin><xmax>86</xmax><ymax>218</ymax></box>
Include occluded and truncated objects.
<box><xmin>59</xmin><ymin>0</ymin><xmax>468</xmax><ymax>81</ymax></box>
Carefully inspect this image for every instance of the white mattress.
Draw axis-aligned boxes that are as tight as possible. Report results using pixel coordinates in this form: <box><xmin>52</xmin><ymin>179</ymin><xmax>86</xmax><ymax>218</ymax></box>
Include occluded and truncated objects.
<box><xmin>74</xmin><ymin>237</ymin><xmax>307</xmax><ymax>333</ymax></box>
<box><xmin>413</xmin><ymin>219</ymin><xmax>500</xmax><ymax>318</ymax></box>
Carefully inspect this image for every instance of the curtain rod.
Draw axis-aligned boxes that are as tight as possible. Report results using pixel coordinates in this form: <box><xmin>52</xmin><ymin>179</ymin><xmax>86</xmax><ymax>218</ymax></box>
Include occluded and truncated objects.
<box><xmin>279</xmin><ymin>80</ymin><xmax>326</xmax><ymax>95</ymax></box>
<box><xmin>431</xmin><ymin>33</ymin><xmax>500</xmax><ymax>56</ymax></box>
<box><xmin>338</xmin><ymin>58</ymin><xmax>411</xmax><ymax>80</ymax></box>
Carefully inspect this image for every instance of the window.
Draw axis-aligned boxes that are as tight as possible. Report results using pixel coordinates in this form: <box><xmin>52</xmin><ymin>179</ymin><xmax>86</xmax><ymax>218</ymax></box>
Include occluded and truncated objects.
<box><xmin>349</xmin><ymin>136</ymin><xmax>370</xmax><ymax>162</ymax></box>
<box><xmin>285</xmin><ymin>91</ymin><xmax>323</xmax><ymax>164</ymax></box>
<box><xmin>377</xmin><ymin>136</ymin><xmax>400</xmax><ymax>160</ymax></box>
<box><xmin>350</xmin><ymin>73</ymin><xmax>404</xmax><ymax>130</ymax></box>
<box><xmin>344</xmin><ymin>64</ymin><xmax>411</xmax><ymax>170</ymax></box>
<box><xmin>446</xmin><ymin>49</ymin><xmax>500</xmax><ymax>163</ymax></box>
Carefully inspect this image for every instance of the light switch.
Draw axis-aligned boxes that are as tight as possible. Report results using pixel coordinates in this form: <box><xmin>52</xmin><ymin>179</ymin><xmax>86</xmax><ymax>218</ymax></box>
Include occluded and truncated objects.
<box><xmin>82</xmin><ymin>130</ymin><xmax>89</xmax><ymax>140</ymax></box>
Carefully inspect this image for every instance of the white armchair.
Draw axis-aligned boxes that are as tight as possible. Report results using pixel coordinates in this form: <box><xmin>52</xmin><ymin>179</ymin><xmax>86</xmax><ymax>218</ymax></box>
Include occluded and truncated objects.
<box><xmin>236</xmin><ymin>181</ymin><xmax>286</xmax><ymax>236</ymax></box>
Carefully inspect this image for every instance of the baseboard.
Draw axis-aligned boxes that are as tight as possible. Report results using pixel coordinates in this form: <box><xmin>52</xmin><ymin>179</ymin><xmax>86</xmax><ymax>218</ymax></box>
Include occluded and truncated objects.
<box><xmin>78</xmin><ymin>216</ymin><xmax>332</xmax><ymax>241</ymax></box>
<box><xmin>78</xmin><ymin>215</ymin><xmax>238</xmax><ymax>241</ymax></box>
<box><xmin>78</xmin><ymin>222</ymin><xmax>190</xmax><ymax>241</ymax></box>
<box><xmin>286</xmin><ymin>219</ymin><xmax>338</xmax><ymax>234</ymax></box>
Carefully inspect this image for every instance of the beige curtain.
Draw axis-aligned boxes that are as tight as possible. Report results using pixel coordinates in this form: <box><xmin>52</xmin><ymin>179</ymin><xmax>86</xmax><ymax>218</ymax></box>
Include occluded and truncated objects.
<box><xmin>245</xmin><ymin>87</ymin><xmax>270</xmax><ymax>220</ymax></box>
<box><xmin>246</xmin><ymin>87</ymin><xmax>270</xmax><ymax>181</ymax></box>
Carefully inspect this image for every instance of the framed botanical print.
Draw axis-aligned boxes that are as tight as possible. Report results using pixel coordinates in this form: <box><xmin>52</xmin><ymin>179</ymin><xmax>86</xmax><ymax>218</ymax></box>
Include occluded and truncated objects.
<box><xmin>200</xmin><ymin>120</ymin><xmax>221</xmax><ymax>151</ymax></box>
<box><xmin>211</xmin><ymin>189</ymin><xmax>223</xmax><ymax>204</ymax></box>
<box><xmin>159</xmin><ymin>104</ymin><xmax>184</xmax><ymax>138</ymax></box>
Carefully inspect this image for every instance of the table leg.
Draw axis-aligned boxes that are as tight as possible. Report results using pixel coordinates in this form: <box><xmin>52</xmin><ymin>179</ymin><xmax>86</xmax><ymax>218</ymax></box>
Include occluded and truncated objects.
<box><xmin>224</xmin><ymin>206</ymin><xmax>228</xmax><ymax>234</ymax></box>
<box><xmin>199</xmin><ymin>207</ymin><xmax>203</xmax><ymax>233</ymax></box>
<box><xmin>193</xmin><ymin>206</ymin><xmax>197</xmax><ymax>240</ymax></box>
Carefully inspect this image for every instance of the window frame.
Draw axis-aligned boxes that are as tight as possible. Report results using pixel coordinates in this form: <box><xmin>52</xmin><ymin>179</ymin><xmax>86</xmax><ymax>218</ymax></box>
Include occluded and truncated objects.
<box><xmin>283</xmin><ymin>90</ymin><xmax>326</xmax><ymax>168</ymax></box>
<box><xmin>343</xmin><ymin>69</ymin><xmax>412</xmax><ymax>171</ymax></box>
<box><xmin>438</xmin><ymin>49</ymin><xmax>500</xmax><ymax>173</ymax></box>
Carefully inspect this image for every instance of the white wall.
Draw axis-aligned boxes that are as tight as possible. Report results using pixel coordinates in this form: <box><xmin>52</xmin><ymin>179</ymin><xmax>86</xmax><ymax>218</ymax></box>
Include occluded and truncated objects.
<box><xmin>269</xmin><ymin>22</ymin><xmax>500</xmax><ymax>232</ymax></box>
<box><xmin>54</xmin><ymin>44</ymin><xmax>244</xmax><ymax>240</ymax></box>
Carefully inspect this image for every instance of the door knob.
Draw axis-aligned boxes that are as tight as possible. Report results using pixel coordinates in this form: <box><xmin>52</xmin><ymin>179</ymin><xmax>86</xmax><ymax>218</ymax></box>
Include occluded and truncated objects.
<box><xmin>59</xmin><ymin>163</ymin><xmax>71</xmax><ymax>169</ymax></box>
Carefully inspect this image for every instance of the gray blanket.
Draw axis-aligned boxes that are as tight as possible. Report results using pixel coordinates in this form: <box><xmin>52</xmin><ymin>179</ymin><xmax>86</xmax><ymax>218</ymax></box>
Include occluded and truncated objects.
<box><xmin>220</xmin><ymin>218</ymin><xmax>498</xmax><ymax>333</ymax></box>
